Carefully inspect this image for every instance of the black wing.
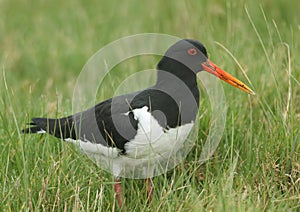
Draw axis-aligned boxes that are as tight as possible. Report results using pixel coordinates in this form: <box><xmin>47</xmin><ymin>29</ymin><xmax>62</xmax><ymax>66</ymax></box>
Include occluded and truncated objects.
<box><xmin>23</xmin><ymin>87</ymin><xmax>193</xmax><ymax>152</ymax></box>
<box><xmin>23</xmin><ymin>93</ymin><xmax>139</xmax><ymax>151</ymax></box>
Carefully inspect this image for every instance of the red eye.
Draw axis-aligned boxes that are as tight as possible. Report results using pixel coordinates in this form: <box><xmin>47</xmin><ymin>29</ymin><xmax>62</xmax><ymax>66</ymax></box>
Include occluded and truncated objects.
<box><xmin>187</xmin><ymin>48</ymin><xmax>197</xmax><ymax>55</ymax></box>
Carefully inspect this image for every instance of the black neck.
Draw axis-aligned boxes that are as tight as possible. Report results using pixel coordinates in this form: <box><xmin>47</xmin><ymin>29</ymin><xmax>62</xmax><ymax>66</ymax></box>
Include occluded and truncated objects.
<box><xmin>158</xmin><ymin>57</ymin><xmax>197</xmax><ymax>81</ymax></box>
<box><xmin>155</xmin><ymin>57</ymin><xmax>199</xmax><ymax>101</ymax></box>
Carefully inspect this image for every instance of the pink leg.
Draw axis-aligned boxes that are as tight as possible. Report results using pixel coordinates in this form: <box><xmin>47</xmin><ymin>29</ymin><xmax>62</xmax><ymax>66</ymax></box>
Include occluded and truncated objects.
<box><xmin>114</xmin><ymin>178</ymin><xmax>123</xmax><ymax>208</ymax></box>
<box><xmin>146</xmin><ymin>178</ymin><xmax>154</xmax><ymax>203</ymax></box>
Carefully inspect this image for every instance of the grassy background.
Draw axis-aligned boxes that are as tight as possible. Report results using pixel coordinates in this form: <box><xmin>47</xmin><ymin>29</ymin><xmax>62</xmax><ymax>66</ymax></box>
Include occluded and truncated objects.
<box><xmin>1</xmin><ymin>0</ymin><xmax>299</xmax><ymax>211</ymax></box>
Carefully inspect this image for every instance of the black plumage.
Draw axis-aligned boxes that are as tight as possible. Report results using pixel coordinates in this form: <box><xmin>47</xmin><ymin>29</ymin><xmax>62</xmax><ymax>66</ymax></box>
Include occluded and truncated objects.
<box><xmin>22</xmin><ymin>38</ymin><xmax>255</xmax><ymax>208</ymax></box>
<box><xmin>23</xmin><ymin>39</ymin><xmax>206</xmax><ymax>153</ymax></box>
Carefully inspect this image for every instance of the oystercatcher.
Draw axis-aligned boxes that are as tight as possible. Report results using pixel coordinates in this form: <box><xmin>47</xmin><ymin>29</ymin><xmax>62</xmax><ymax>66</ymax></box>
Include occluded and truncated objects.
<box><xmin>22</xmin><ymin>39</ymin><xmax>254</xmax><ymax>208</ymax></box>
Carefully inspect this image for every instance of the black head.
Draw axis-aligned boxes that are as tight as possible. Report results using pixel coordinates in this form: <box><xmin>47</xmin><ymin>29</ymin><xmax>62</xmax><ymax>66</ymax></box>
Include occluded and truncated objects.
<box><xmin>167</xmin><ymin>39</ymin><xmax>208</xmax><ymax>58</ymax></box>
<box><xmin>156</xmin><ymin>39</ymin><xmax>255</xmax><ymax>95</ymax></box>
<box><xmin>157</xmin><ymin>39</ymin><xmax>209</xmax><ymax>75</ymax></box>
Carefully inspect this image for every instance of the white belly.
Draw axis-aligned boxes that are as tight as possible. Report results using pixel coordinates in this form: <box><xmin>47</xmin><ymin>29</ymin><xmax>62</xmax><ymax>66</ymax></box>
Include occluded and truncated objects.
<box><xmin>66</xmin><ymin>106</ymin><xmax>195</xmax><ymax>179</ymax></box>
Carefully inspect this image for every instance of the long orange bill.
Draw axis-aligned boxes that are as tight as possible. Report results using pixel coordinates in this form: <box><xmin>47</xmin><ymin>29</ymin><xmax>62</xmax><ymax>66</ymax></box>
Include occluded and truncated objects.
<box><xmin>202</xmin><ymin>59</ymin><xmax>255</xmax><ymax>95</ymax></box>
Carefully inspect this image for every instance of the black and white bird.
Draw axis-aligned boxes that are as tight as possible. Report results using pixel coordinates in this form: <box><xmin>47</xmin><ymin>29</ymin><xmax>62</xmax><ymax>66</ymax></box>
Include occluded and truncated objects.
<box><xmin>22</xmin><ymin>39</ymin><xmax>254</xmax><ymax>208</ymax></box>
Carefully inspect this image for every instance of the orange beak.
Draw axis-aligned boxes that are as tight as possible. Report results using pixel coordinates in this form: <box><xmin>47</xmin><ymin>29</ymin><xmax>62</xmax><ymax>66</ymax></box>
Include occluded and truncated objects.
<box><xmin>202</xmin><ymin>59</ymin><xmax>255</xmax><ymax>95</ymax></box>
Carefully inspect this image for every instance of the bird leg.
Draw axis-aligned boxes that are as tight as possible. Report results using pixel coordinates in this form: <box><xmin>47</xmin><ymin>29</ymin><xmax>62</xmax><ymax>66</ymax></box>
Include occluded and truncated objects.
<box><xmin>146</xmin><ymin>178</ymin><xmax>154</xmax><ymax>203</ymax></box>
<box><xmin>114</xmin><ymin>178</ymin><xmax>123</xmax><ymax>208</ymax></box>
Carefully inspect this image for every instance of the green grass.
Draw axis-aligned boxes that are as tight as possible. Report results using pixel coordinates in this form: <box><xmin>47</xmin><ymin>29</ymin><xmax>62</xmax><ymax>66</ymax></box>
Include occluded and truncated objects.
<box><xmin>1</xmin><ymin>0</ymin><xmax>299</xmax><ymax>211</ymax></box>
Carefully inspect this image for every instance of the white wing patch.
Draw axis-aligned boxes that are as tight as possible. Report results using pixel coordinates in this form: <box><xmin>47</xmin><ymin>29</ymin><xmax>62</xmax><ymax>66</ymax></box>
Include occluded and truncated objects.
<box><xmin>37</xmin><ymin>129</ymin><xmax>46</xmax><ymax>134</ymax></box>
<box><xmin>65</xmin><ymin>138</ymin><xmax>119</xmax><ymax>158</ymax></box>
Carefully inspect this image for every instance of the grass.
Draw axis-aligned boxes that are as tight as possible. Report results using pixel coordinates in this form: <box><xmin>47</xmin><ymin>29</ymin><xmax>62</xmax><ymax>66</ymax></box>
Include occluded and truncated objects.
<box><xmin>1</xmin><ymin>0</ymin><xmax>299</xmax><ymax>211</ymax></box>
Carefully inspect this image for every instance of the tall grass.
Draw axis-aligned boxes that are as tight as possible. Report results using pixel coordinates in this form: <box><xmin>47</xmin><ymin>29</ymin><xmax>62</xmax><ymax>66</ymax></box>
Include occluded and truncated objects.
<box><xmin>0</xmin><ymin>0</ymin><xmax>299</xmax><ymax>211</ymax></box>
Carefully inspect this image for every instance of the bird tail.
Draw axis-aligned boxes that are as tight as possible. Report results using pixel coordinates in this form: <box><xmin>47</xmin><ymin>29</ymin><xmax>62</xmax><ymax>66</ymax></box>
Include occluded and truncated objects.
<box><xmin>22</xmin><ymin>117</ymin><xmax>76</xmax><ymax>139</ymax></box>
<box><xmin>22</xmin><ymin>120</ymin><xmax>46</xmax><ymax>134</ymax></box>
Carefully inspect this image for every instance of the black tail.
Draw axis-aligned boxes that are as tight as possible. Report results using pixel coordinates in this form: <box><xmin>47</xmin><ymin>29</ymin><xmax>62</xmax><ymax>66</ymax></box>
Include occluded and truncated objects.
<box><xmin>22</xmin><ymin>117</ymin><xmax>77</xmax><ymax>139</ymax></box>
<box><xmin>22</xmin><ymin>121</ymin><xmax>44</xmax><ymax>133</ymax></box>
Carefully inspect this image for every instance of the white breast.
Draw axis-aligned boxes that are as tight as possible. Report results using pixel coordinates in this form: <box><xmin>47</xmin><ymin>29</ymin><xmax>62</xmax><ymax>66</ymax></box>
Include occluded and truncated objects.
<box><xmin>125</xmin><ymin>106</ymin><xmax>193</xmax><ymax>158</ymax></box>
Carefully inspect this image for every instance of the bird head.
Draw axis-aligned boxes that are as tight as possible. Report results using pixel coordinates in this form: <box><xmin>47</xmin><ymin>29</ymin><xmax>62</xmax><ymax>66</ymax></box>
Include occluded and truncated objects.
<box><xmin>159</xmin><ymin>39</ymin><xmax>255</xmax><ymax>95</ymax></box>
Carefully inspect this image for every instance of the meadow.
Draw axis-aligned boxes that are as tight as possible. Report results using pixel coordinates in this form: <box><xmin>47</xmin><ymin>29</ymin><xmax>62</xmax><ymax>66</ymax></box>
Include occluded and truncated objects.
<box><xmin>0</xmin><ymin>0</ymin><xmax>299</xmax><ymax>211</ymax></box>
